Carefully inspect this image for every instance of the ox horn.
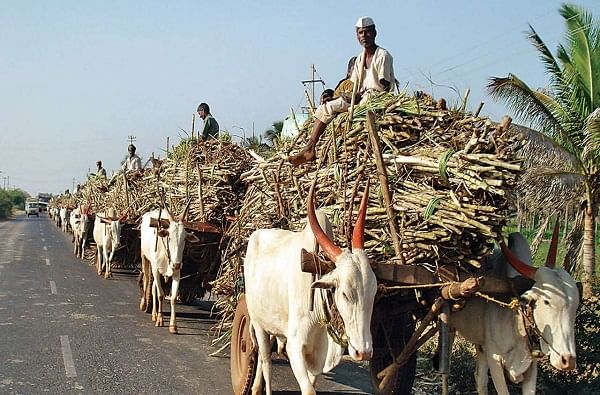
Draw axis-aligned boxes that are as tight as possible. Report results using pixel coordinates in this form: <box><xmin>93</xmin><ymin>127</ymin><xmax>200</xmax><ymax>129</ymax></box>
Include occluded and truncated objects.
<box><xmin>164</xmin><ymin>203</ymin><xmax>174</xmax><ymax>221</ymax></box>
<box><xmin>307</xmin><ymin>183</ymin><xmax>342</xmax><ymax>262</ymax></box>
<box><xmin>546</xmin><ymin>219</ymin><xmax>560</xmax><ymax>268</ymax></box>
<box><xmin>180</xmin><ymin>199</ymin><xmax>192</xmax><ymax>222</ymax></box>
<box><xmin>351</xmin><ymin>179</ymin><xmax>370</xmax><ymax>250</ymax></box>
<box><xmin>499</xmin><ymin>239</ymin><xmax>537</xmax><ymax>279</ymax></box>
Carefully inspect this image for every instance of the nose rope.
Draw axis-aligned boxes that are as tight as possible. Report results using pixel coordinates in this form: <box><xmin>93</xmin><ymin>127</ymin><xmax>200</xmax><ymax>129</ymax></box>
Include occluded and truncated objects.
<box><xmin>518</xmin><ymin>304</ymin><xmax>564</xmax><ymax>358</ymax></box>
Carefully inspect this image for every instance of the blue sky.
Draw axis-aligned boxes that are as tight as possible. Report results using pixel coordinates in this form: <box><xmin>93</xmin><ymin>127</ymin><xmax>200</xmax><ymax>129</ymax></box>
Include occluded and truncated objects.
<box><xmin>0</xmin><ymin>0</ymin><xmax>598</xmax><ymax>195</ymax></box>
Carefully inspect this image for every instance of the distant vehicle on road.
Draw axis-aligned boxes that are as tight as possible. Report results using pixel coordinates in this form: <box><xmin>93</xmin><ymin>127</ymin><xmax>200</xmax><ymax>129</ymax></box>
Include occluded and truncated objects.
<box><xmin>25</xmin><ymin>202</ymin><xmax>39</xmax><ymax>217</ymax></box>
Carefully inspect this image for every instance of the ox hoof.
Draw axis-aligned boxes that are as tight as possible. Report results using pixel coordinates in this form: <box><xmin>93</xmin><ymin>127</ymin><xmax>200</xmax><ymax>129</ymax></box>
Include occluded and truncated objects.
<box><xmin>139</xmin><ymin>299</ymin><xmax>147</xmax><ymax>311</ymax></box>
<box><xmin>104</xmin><ymin>272</ymin><xmax>111</xmax><ymax>279</ymax></box>
<box><xmin>169</xmin><ymin>325</ymin><xmax>178</xmax><ymax>334</ymax></box>
<box><xmin>151</xmin><ymin>313</ymin><xmax>157</xmax><ymax>322</ymax></box>
<box><xmin>155</xmin><ymin>315</ymin><xmax>163</xmax><ymax>327</ymax></box>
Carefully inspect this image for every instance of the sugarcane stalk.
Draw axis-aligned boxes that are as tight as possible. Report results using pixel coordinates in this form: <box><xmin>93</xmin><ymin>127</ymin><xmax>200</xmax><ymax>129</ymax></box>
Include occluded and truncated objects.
<box><xmin>366</xmin><ymin>111</ymin><xmax>404</xmax><ymax>262</ymax></box>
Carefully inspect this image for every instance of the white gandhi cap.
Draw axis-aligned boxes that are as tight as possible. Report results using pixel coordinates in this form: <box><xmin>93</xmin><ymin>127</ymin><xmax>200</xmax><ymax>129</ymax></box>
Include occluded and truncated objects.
<box><xmin>356</xmin><ymin>16</ymin><xmax>375</xmax><ymax>28</ymax></box>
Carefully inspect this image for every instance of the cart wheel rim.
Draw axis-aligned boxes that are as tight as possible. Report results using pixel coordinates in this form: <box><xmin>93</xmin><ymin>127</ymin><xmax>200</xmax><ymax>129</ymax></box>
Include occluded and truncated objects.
<box><xmin>230</xmin><ymin>295</ymin><xmax>257</xmax><ymax>395</ymax></box>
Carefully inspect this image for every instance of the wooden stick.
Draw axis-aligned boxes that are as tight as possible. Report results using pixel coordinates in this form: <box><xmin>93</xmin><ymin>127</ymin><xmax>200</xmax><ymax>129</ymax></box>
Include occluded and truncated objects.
<box><xmin>366</xmin><ymin>111</ymin><xmax>404</xmax><ymax>263</ymax></box>
<box><xmin>377</xmin><ymin>298</ymin><xmax>446</xmax><ymax>391</ymax></box>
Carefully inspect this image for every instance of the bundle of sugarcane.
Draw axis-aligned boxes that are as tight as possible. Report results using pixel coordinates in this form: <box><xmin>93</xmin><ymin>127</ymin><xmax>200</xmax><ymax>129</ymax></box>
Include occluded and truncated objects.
<box><xmin>210</xmin><ymin>92</ymin><xmax>525</xmax><ymax>346</ymax></box>
<box><xmin>71</xmin><ymin>139</ymin><xmax>252</xmax><ymax>224</ymax></box>
<box><xmin>155</xmin><ymin>138</ymin><xmax>253</xmax><ymax>224</ymax></box>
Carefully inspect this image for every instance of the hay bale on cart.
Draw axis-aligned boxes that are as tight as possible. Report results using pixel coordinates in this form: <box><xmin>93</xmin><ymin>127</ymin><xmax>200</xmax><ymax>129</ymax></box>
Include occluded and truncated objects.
<box><xmin>212</xmin><ymin>92</ymin><xmax>526</xmax><ymax>394</ymax></box>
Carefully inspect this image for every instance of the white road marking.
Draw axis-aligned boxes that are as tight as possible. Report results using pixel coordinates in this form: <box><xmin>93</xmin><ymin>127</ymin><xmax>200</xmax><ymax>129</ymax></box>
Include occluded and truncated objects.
<box><xmin>60</xmin><ymin>336</ymin><xmax>77</xmax><ymax>378</ymax></box>
<box><xmin>45</xmin><ymin>258</ymin><xmax>50</xmax><ymax>266</ymax></box>
<box><xmin>43</xmin><ymin>246</ymin><xmax>47</xmax><ymax>251</ymax></box>
<box><xmin>41</xmin><ymin>238</ymin><xmax>45</xmax><ymax>242</ymax></box>
<box><xmin>50</xmin><ymin>281</ymin><xmax>57</xmax><ymax>294</ymax></box>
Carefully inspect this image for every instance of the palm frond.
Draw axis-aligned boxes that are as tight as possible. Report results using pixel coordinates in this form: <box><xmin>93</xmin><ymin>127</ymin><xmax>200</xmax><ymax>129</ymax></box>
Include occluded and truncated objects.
<box><xmin>559</xmin><ymin>3</ymin><xmax>600</xmax><ymax>112</ymax></box>
<box><xmin>518</xmin><ymin>166</ymin><xmax>585</xmax><ymax>212</ymax></box>
<box><xmin>488</xmin><ymin>74</ymin><xmax>561</xmax><ymax>131</ymax></box>
<box><xmin>511</xmin><ymin>123</ymin><xmax>580</xmax><ymax>171</ymax></box>
<box><xmin>528</xmin><ymin>24</ymin><xmax>561</xmax><ymax>79</ymax></box>
<box><xmin>582</xmin><ymin>108</ymin><xmax>600</xmax><ymax>164</ymax></box>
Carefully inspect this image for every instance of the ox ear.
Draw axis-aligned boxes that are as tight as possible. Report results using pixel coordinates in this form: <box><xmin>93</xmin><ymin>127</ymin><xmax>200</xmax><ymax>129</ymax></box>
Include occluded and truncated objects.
<box><xmin>311</xmin><ymin>273</ymin><xmax>337</xmax><ymax>290</ymax></box>
<box><xmin>186</xmin><ymin>232</ymin><xmax>200</xmax><ymax>243</ymax></box>
<box><xmin>119</xmin><ymin>214</ymin><xmax>128</xmax><ymax>224</ymax></box>
<box><xmin>157</xmin><ymin>229</ymin><xmax>169</xmax><ymax>238</ymax></box>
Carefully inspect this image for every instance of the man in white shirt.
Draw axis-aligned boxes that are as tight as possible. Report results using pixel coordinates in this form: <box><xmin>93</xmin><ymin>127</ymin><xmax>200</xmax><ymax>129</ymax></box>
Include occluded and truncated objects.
<box><xmin>122</xmin><ymin>144</ymin><xmax>142</xmax><ymax>172</ymax></box>
<box><xmin>289</xmin><ymin>16</ymin><xmax>395</xmax><ymax>166</ymax></box>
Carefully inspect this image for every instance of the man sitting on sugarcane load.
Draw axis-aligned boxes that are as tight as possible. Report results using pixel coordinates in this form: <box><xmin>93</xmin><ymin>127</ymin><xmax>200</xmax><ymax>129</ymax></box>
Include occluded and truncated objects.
<box><xmin>122</xmin><ymin>144</ymin><xmax>142</xmax><ymax>172</ymax></box>
<box><xmin>289</xmin><ymin>16</ymin><xmax>395</xmax><ymax>167</ymax></box>
<box><xmin>197</xmin><ymin>102</ymin><xmax>219</xmax><ymax>141</ymax></box>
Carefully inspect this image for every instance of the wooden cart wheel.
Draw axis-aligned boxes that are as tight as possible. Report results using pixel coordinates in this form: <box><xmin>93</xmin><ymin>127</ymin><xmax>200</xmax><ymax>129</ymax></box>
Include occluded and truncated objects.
<box><xmin>370</xmin><ymin>308</ymin><xmax>417</xmax><ymax>395</ymax></box>
<box><xmin>230</xmin><ymin>295</ymin><xmax>257</xmax><ymax>395</ymax></box>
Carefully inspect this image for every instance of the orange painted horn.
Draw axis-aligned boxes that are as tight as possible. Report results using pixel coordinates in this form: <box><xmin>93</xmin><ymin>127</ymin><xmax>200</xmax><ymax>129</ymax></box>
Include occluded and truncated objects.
<box><xmin>500</xmin><ymin>240</ymin><xmax>537</xmax><ymax>279</ymax></box>
<box><xmin>546</xmin><ymin>220</ymin><xmax>560</xmax><ymax>268</ymax></box>
<box><xmin>307</xmin><ymin>183</ymin><xmax>342</xmax><ymax>262</ymax></box>
<box><xmin>181</xmin><ymin>199</ymin><xmax>192</xmax><ymax>222</ymax></box>
<box><xmin>352</xmin><ymin>180</ymin><xmax>370</xmax><ymax>250</ymax></box>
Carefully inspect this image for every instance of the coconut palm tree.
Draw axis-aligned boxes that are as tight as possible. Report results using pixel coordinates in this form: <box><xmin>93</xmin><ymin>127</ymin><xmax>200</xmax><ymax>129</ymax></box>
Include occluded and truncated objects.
<box><xmin>488</xmin><ymin>3</ymin><xmax>600</xmax><ymax>297</ymax></box>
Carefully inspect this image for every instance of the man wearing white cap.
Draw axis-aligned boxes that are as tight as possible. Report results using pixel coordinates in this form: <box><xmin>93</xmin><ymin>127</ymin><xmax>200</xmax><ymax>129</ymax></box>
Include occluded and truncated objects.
<box><xmin>289</xmin><ymin>16</ymin><xmax>395</xmax><ymax>166</ymax></box>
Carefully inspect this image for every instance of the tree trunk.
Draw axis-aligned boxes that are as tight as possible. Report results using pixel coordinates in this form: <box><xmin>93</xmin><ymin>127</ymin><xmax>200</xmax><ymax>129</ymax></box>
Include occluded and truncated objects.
<box><xmin>563</xmin><ymin>203</ymin><xmax>569</xmax><ymax>241</ymax></box>
<box><xmin>531</xmin><ymin>215</ymin><xmax>550</xmax><ymax>257</ymax></box>
<box><xmin>582</xmin><ymin>202</ymin><xmax>596</xmax><ymax>298</ymax></box>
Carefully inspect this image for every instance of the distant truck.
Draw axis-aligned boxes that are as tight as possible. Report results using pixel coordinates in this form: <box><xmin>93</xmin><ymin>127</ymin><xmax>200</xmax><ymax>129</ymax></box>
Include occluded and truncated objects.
<box><xmin>25</xmin><ymin>202</ymin><xmax>39</xmax><ymax>217</ymax></box>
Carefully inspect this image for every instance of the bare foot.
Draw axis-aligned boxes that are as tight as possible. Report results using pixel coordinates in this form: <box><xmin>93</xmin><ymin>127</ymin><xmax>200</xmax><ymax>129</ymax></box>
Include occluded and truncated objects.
<box><xmin>288</xmin><ymin>146</ymin><xmax>316</xmax><ymax>166</ymax></box>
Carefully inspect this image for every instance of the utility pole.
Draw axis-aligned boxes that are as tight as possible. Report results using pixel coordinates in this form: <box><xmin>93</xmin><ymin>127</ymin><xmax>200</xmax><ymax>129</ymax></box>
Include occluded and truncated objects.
<box><xmin>128</xmin><ymin>135</ymin><xmax>137</xmax><ymax>145</ymax></box>
<box><xmin>301</xmin><ymin>64</ymin><xmax>325</xmax><ymax>113</ymax></box>
<box><xmin>72</xmin><ymin>177</ymin><xmax>75</xmax><ymax>192</ymax></box>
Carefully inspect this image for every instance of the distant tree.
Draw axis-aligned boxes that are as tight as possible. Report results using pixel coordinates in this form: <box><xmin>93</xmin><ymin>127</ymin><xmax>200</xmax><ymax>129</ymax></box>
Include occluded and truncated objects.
<box><xmin>0</xmin><ymin>190</ymin><xmax>13</xmax><ymax>219</ymax></box>
<box><xmin>241</xmin><ymin>135</ymin><xmax>270</xmax><ymax>156</ymax></box>
<box><xmin>264</xmin><ymin>120</ymin><xmax>284</xmax><ymax>146</ymax></box>
<box><xmin>8</xmin><ymin>189</ymin><xmax>28</xmax><ymax>210</ymax></box>
<box><xmin>488</xmin><ymin>3</ymin><xmax>600</xmax><ymax>297</ymax></box>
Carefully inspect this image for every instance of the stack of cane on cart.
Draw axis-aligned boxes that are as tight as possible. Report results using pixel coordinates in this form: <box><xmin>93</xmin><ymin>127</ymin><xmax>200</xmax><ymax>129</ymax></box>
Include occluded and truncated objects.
<box><xmin>211</xmin><ymin>92</ymin><xmax>526</xmax><ymax>352</ymax></box>
<box><xmin>51</xmin><ymin>139</ymin><xmax>254</xmax><ymax>300</ymax></box>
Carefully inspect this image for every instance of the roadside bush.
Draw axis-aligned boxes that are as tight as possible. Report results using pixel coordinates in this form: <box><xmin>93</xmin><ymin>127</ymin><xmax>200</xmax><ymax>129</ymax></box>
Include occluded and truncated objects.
<box><xmin>7</xmin><ymin>189</ymin><xmax>27</xmax><ymax>210</ymax></box>
<box><xmin>0</xmin><ymin>190</ymin><xmax>13</xmax><ymax>219</ymax></box>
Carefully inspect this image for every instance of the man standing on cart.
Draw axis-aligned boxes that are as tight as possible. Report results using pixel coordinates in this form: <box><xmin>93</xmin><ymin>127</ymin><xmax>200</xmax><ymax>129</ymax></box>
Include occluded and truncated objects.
<box><xmin>289</xmin><ymin>16</ymin><xmax>396</xmax><ymax>166</ymax></box>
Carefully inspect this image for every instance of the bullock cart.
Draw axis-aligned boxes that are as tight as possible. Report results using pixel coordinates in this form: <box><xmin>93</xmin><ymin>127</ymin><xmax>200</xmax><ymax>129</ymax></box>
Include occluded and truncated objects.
<box><xmin>57</xmin><ymin>140</ymin><xmax>253</xmax><ymax>303</ymax></box>
<box><xmin>216</xmin><ymin>92</ymin><xmax>529</xmax><ymax>394</ymax></box>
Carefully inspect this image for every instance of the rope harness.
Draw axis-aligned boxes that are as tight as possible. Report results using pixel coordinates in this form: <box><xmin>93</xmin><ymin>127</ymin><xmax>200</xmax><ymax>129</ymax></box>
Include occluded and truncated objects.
<box><xmin>380</xmin><ymin>280</ymin><xmax>556</xmax><ymax>360</ymax></box>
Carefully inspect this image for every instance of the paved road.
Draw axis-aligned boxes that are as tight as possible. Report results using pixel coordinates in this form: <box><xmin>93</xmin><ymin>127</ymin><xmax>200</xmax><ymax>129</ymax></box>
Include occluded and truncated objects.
<box><xmin>0</xmin><ymin>213</ymin><xmax>372</xmax><ymax>394</ymax></box>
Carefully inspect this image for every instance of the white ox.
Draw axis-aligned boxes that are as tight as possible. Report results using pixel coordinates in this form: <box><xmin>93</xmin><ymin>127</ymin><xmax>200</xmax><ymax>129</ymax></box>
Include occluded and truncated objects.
<box><xmin>449</xmin><ymin>223</ymin><xmax>579</xmax><ymax>395</ymax></box>
<box><xmin>139</xmin><ymin>205</ymin><xmax>198</xmax><ymax>334</ymax></box>
<box><xmin>244</xmin><ymin>183</ymin><xmax>378</xmax><ymax>395</ymax></box>
<box><xmin>59</xmin><ymin>207</ymin><xmax>71</xmax><ymax>232</ymax></box>
<box><xmin>93</xmin><ymin>210</ymin><xmax>126</xmax><ymax>279</ymax></box>
<box><xmin>70</xmin><ymin>206</ymin><xmax>92</xmax><ymax>258</ymax></box>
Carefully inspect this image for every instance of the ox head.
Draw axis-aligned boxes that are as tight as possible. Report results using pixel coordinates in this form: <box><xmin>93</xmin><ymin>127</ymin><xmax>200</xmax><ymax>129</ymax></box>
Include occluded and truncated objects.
<box><xmin>501</xmin><ymin>221</ymin><xmax>579</xmax><ymax>371</ymax></box>
<box><xmin>79</xmin><ymin>205</ymin><xmax>93</xmax><ymax>231</ymax></box>
<box><xmin>99</xmin><ymin>210</ymin><xmax>127</xmax><ymax>249</ymax></box>
<box><xmin>151</xmin><ymin>202</ymin><xmax>200</xmax><ymax>269</ymax></box>
<box><xmin>307</xmin><ymin>181</ymin><xmax>378</xmax><ymax>361</ymax></box>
